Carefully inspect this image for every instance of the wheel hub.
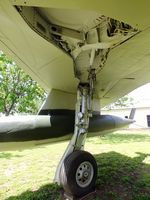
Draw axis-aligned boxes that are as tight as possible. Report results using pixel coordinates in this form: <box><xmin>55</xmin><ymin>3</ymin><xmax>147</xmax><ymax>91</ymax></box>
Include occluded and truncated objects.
<box><xmin>83</xmin><ymin>171</ymin><xmax>89</xmax><ymax>177</ymax></box>
<box><xmin>76</xmin><ymin>161</ymin><xmax>94</xmax><ymax>188</ymax></box>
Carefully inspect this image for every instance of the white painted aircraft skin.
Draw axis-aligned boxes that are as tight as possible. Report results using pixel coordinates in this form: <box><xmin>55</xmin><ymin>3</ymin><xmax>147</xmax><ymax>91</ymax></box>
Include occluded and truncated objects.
<box><xmin>0</xmin><ymin>1</ymin><xmax>150</xmax><ymax>108</ymax></box>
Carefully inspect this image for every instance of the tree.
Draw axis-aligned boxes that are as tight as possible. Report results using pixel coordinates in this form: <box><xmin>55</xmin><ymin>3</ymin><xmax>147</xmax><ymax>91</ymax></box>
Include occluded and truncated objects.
<box><xmin>0</xmin><ymin>52</ymin><xmax>46</xmax><ymax>116</ymax></box>
<box><xmin>104</xmin><ymin>95</ymin><xmax>134</xmax><ymax>110</ymax></box>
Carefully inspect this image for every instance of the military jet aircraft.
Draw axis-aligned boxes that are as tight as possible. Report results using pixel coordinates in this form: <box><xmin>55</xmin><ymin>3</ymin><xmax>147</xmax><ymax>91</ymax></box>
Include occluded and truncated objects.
<box><xmin>0</xmin><ymin>0</ymin><xmax>148</xmax><ymax>198</ymax></box>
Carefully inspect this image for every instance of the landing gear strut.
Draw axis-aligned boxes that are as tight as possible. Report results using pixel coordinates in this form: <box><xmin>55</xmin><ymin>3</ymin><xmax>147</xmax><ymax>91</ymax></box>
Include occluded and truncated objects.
<box><xmin>54</xmin><ymin>70</ymin><xmax>97</xmax><ymax>198</ymax></box>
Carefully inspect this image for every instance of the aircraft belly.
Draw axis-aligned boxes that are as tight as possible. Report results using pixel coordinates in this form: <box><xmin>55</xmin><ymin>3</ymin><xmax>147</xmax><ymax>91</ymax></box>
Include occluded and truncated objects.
<box><xmin>11</xmin><ymin>0</ymin><xmax>150</xmax><ymax>29</ymax></box>
<box><xmin>1</xmin><ymin>1</ymin><xmax>150</xmax><ymax>108</ymax></box>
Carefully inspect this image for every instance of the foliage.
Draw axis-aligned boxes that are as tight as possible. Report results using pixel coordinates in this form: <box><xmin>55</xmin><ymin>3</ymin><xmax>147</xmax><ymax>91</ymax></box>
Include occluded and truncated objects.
<box><xmin>0</xmin><ymin>52</ymin><xmax>46</xmax><ymax>115</ymax></box>
<box><xmin>104</xmin><ymin>95</ymin><xmax>135</xmax><ymax>110</ymax></box>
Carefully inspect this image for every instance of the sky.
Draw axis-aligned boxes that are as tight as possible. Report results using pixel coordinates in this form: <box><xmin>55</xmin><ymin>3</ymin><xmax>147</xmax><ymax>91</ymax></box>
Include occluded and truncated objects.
<box><xmin>128</xmin><ymin>83</ymin><xmax>150</xmax><ymax>107</ymax></box>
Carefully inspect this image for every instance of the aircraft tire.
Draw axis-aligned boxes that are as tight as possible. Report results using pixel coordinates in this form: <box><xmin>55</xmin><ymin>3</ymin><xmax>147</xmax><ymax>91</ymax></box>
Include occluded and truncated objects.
<box><xmin>62</xmin><ymin>150</ymin><xmax>97</xmax><ymax>197</ymax></box>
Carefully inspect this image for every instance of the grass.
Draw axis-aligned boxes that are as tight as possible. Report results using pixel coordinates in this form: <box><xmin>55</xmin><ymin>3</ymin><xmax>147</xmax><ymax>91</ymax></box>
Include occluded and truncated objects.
<box><xmin>0</xmin><ymin>129</ymin><xmax>150</xmax><ymax>200</ymax></box>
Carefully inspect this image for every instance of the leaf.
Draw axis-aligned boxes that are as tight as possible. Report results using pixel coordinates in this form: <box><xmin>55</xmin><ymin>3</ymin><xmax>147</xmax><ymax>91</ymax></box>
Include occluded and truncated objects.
<box><xmin>0</xmin><ymin>52</ymin><xmax>46</xmax><ymax>115</ymax></box>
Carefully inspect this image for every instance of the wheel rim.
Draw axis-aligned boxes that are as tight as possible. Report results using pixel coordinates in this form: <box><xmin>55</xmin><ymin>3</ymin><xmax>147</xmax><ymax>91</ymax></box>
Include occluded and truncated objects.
<box><xmin>75</xmin><ymin>161</ymin><xmax>94</xmax><ymax>188</ymax></box>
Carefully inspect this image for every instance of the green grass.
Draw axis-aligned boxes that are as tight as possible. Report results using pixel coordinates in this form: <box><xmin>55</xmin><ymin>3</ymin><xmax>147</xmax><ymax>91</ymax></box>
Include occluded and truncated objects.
<box><xmin>0</xmin><ymin>130</ymin><xmax>150</xmax><ymax>200</ymax></box>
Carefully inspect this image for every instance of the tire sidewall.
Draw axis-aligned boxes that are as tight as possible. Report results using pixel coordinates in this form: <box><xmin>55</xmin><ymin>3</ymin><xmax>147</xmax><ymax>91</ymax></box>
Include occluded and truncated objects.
<box><xmin>63</xmin><ymin>150</ymin><xmax>97</xmax><ymax>197</ymax></box>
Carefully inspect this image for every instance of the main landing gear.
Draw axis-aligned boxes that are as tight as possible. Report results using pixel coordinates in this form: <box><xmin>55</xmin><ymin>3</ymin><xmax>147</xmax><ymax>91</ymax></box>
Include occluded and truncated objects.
<box><xmin>54</xmin><ymin>71</ymin><xmax>97</xmax><ymax>199</ymax></box>
<box><xmin>62</xmin><ymin>150</ymin><xmax>97</xmax><ymax>198</ymax></box>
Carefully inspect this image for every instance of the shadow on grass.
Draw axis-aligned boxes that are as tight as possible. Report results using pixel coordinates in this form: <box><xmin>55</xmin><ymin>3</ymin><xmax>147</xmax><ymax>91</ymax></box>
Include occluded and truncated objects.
<box><xmin>95</xmin><ymin>152</ymin><xmax>150</xmax><ymax>200</ymax></box>
<box><xmin>90</xmin><ymin>133</ymin><xmax>150</xmax><ymax>144</ymax></box>
<box><xmin>5</xmin><ymin>152</ymin><xmax>150</xmax><ymax>200</ymax></box>
<box><xmin>0</xmin><ymin>152</ymin><xmax>23</xmax><ymax>159</ymax></box>
<box><xmin>6</xmin><ymin>183</ymin><xmax>62</xmax><ymax>200</ymax></box>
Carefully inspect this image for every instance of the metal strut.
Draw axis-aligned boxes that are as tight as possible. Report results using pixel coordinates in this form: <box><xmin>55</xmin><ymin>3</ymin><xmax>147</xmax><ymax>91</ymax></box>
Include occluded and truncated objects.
<box><xmin>73</xmin><ymin>69</ymin><xmax>96</xmax><ymax>150</ymax></box>
<box><xmin>54</xmin><ymin>69</ymin><xmax>96</xmax><ymax>184</ymax></box>
<box><xmin>73</xmin><ymin>83</ymin><xmax>91</xmax><ymax>151</ymax></box>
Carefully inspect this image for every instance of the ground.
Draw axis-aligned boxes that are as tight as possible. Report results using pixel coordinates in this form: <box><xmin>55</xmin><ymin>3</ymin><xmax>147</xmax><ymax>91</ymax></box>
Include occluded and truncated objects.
<box><xmin>0</xmin><ymin>130</ymin><xmax>150</xmax><ymax>200</ymax></box>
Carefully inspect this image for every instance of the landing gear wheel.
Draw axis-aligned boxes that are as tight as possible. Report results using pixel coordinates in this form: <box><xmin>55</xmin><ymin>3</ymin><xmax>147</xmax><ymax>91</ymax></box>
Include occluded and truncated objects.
<box><xmin>62</xmin><ymin>150</ymin><xmax>97</xmax><ymax>198</ymax></box>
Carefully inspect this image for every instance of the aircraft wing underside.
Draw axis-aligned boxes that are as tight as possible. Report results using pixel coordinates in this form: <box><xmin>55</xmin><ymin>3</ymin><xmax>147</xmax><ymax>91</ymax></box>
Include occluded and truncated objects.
<box><xmin>1</xmin><ymin>1</ymin><xmax>150</xmax><ymax>107</ymax></box>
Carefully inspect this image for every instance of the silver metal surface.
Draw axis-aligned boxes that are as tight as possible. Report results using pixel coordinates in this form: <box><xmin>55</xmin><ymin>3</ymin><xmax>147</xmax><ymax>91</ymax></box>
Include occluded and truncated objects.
<box><xmin>76</xmin><ymin>161</ymin><xmax>94</xmax><ymax>188</ymax></box>
<box><xmin>54</xmin><ymin>69</ymin><xmax>95</xmax><ymax>184</ymax></box>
